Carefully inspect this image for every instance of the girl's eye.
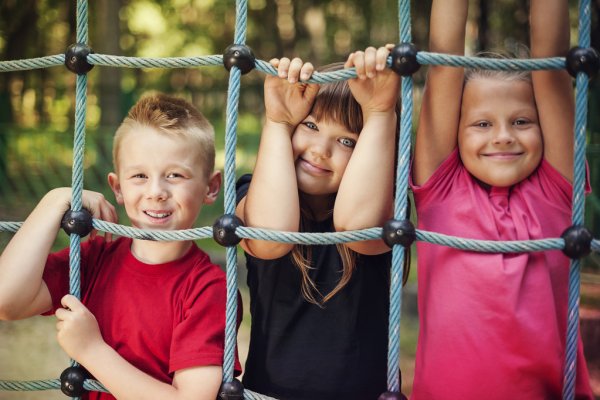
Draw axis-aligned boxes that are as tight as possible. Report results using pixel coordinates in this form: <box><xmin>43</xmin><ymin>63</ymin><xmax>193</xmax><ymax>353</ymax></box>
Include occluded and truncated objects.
<box><xmin>302</xmin><ymin>121</ymin><xmax>318</xmax><ymax>131</ymax></box>
<box><xmin>338</xmin><ymin>137</ymin><xmax>356</xmax><ymax>148</ymax></box>
<box><xmin>476</xmin><ymin>121</ymin><xmax>490</xmax><ymax>128</ymax></box>
<box><xmin>167</xmin><ymin>172</ymin><xmax>184</xmax><ymax>179</ymax></box>
<box><xmin>514</xmin><ymin>118</ymin><xmax>529</xmax><ymax>126</ymax></box>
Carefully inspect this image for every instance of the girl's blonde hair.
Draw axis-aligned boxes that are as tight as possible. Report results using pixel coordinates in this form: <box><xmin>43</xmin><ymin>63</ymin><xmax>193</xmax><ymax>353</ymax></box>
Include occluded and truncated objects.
<box><xmin>112</xmin><ymin>93</ymin><xmax>215</xmax><ymax>177</ymax></box>
<box><xmin>292</xmin><ymin>63</ymin><xmax>408</xmax><ymax>306</ymax></box>
<box><xmin>464</xmin><ymin>51</ymin><xmax>532</xmax><ymax>85</ymax></box>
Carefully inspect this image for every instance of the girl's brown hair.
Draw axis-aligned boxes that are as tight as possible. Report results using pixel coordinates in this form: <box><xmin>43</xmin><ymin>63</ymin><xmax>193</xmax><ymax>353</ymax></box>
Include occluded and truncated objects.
<box><xmin>291</xmin><ymin>63</ymin><xmax>409</xmax><ymax>306</ymax></box>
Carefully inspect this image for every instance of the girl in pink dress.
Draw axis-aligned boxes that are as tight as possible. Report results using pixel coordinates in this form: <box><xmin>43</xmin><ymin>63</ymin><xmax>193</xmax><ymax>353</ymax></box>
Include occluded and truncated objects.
<box><xmin>410</xmin><ymin>0</ymin><xmax>594</xmax><ymax>398</ymax></box>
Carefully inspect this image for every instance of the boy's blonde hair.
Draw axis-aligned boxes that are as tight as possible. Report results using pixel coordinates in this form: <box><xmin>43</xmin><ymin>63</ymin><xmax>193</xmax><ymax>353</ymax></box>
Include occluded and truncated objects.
<box><xmin>112</xmin><ymin>93</ymin><xmax>216</xmax><ymax>176</ymax></box>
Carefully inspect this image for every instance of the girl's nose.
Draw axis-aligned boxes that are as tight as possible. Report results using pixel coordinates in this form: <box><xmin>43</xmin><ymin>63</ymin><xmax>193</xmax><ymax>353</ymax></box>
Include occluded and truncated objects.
<box><xmin>492</xmin><ymin>126</ymin><xmax>515</xmax><ymax>145</ymax></box>
<box><xmin>309</xmin><ymin>138</ymin><xmax>332</xmax><ymax>159</ymax></box>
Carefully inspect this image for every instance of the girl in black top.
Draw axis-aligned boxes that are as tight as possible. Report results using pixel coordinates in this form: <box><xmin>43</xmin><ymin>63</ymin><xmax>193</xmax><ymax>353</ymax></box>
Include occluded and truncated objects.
<box><xmin>235</xmin><ymin>47</ymin><xmax>404</xmax><ymax>399</ymax></box>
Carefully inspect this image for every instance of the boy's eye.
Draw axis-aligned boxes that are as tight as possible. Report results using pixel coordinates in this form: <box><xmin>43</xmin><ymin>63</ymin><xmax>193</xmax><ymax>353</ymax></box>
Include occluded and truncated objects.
<box><xmin>167</xmin><ymin>172</ymin><xmax>184</xmax><ymax>179</ymax></box>
<box><xmin>338</xmin><ymin>137</ymin><xmax>356</xmax><ymax>148</ymax></box>
<box><xmin>131</xmin><ymin>173</ymin><xmax>146</xmax><ymax>179</ymax></box>
<box><xmin>302</xmin><ymin>121</ymin><xmax>318</xmax><ymax>131</ymax></box>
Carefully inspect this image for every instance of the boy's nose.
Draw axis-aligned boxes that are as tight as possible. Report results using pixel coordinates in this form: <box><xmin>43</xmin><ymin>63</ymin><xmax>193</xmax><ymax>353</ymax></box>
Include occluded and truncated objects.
<box><xmin>148</xmin><ymin>179</ymin><xmax>168</xmax><ymax>200</ymax></box>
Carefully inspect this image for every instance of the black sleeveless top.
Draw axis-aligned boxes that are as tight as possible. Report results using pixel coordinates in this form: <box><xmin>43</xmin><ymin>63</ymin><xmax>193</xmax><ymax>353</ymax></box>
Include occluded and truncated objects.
<box><xmin>237</xmin><ymin>174</ymin><xmax>391</xmax><ymax>400</ymax></box>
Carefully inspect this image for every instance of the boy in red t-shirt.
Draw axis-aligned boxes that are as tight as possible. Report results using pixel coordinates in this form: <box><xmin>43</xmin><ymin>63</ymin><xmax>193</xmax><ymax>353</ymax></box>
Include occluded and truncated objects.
<box><xmin>0</xmin><ymin>93</ymin><xmax>241</xmax><ymax>400</ymax></box>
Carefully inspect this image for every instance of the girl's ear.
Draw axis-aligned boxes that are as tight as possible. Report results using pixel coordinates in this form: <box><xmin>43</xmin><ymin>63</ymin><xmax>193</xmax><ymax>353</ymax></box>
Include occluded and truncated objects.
<box><xmin>108</xmin><ymin>172</ymin><xmax>124</xmax><ymax>205</ymax></box>
<box><xmin>204</xmin><ymin>170</ymin><xmax>222</xmax><ymax>205</ymax></box>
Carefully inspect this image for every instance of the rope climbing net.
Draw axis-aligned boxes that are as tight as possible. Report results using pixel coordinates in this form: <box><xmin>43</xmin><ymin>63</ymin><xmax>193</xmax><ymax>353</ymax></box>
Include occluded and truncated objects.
<box><xmin>1</xmin><ymin>0</ymin><xmax>599</xmax><ymax>399</ymax></box>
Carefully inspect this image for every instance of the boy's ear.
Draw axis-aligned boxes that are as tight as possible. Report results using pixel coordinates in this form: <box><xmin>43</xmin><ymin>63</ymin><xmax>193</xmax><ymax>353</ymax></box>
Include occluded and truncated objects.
<box><xmin>107</xmin><ymin>172</ymin><xmax>124</xmax><ymax>205</ymax></box>
<box><xmin>204</xmin><ymin>170</ymin><xmax>222</xmax><ymax>205</ymax></box>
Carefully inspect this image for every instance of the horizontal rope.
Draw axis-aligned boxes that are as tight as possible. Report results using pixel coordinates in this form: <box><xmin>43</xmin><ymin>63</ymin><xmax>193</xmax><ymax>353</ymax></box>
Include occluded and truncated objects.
<box><xmin>417</xmin><ymin>52</ymin><xmax>565</xmax><ymax>70</ymax></box>
<box><xmin>0</xmin><ymin>378</ymin><xmax>106</xmax><ymax>392</ymax></box>
<box><xmin>0</xmin><ymin>51</ymin><xmax>567</xmax><ymax>76</ymax></box>
<box><xmin>87</xmin><ymin>54</ymin><xmax>223</xmax><ymax>69</ymax></box>
<box><xmin>93</xmin><ymin>220</ymin><xmax>213</xmax><ymax>241</ymax></box>
<box><xmin>0</xmin><ymin>55</ymin><xmax>65</xmax><ymax>72</ymax></box>
<box><xmin>2</xmin><ymin>220</ymin><xmax>595</xmax><ymax>255</ymax></box>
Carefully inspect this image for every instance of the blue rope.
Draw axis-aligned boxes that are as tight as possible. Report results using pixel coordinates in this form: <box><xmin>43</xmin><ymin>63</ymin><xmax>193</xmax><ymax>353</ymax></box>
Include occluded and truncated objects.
<box><xmin>220</xmin><ymin>0</ymin><xmax>249</xmax><ymax>383</ymax></box>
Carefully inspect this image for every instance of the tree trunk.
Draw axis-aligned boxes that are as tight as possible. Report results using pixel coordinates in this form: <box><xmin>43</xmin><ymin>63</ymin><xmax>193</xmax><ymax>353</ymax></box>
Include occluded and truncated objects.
<box><xmin>97</xmin><ymin>0</ymin><xmax>123</xmax><ymax>130</ymax></box>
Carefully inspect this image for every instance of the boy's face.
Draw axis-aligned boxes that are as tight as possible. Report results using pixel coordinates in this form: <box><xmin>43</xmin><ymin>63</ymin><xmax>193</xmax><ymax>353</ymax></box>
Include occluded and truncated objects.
<box><xmin>108</xmin><ymin>126</ymin><xmax>220</xmax><ymax>231</ymax></box>
<box><xmin>458</xmin><ymin>77</ymin><xmax>542</xmax><ymax>188</ymax></box>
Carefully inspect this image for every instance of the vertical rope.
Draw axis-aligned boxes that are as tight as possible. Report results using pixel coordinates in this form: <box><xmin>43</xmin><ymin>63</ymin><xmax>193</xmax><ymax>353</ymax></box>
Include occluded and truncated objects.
<box><xmin>562</xmin><ymin>1</ymin><xmax>591</xmax><ymax>397</ymax></box>
<box><xmin>68</xmin><ymin>0</ymin><xmax>89</xmax><ymax>303</ymax></box>
<box><xmin>386</xmin><ymin>0</ymin><xmax>413</xmax><ymax>392</ymax></box>
<box><xmin>66</xmin><ymin>2</ymin><xmax>90</xmax><ymax>399</ymax></box>
<box><xmin>222</xmin><ymin>0</ymin><xmax>249</xmax><ymax>383</ymax></box>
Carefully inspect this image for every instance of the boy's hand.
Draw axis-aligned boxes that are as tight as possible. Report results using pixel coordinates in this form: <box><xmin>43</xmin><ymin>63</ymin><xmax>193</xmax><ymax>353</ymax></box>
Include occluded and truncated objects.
<box><xmin>55</xmin><ymin>295</ymin><xmax>105</xmax><ymax>363</ymax></box>
<box><xmin>345</xmin><ymin>45</ymin><xmax>400</xmax><ymax>119</ymax></box>
<box><xmin>264</xmin><ymin>57</ymin><xmax>319</xmax><ymax>128</ymax></box>
<box><xmin>81</xmin><ymin>190</ymin><xmax>118</xmax><ymax>241</ymax></box>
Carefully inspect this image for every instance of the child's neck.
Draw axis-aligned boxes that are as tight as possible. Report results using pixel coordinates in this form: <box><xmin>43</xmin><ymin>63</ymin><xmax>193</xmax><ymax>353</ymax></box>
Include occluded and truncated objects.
<box><xmin>130</xmin><ymin>239</ymin><xmax>193</xmax><ymax>265</ymax></box>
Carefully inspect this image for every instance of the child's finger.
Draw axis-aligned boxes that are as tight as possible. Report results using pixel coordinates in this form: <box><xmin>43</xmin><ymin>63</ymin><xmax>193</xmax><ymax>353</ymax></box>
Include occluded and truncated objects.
<box><xmin>376</xmin><ymin>46</ymin><xmax>392</xmax><ymax>71</ymax></box>
<box><xmin>299</xmin><ymin>62</ymin><xmax>314</xmax><ymax>82</ymax></box>
<box><xmin>276</xmin><ymin>57</ymin><xmax>291</xmax><ymax>78</ymax></box>
<box><xmin>363</xmin><ymin>46</ymin><xmax>378</xmax><ymax>77</ymax></box>
<box><xmin>269</xmin><ymin>58</ymin><xmax>280</xmax><ymax>68</ymax></box>
<box><xmin>55</xmin><ymin>307</ymin><xmax>68</xmax><ymax>321</ymax></box>
<box><xmin>60</xmin><ymin>294</ymin><xmax>82</xmax><ymax>311</ymax></box>
<box><xmin>287</xmin><ymin>58</ymin><xmax>304</xmax><ymax>83</ymax></box>
<box><xmin>351</xmin><ymin>51</ymin><xmax>367</xmax><ymax>79</ymax></box>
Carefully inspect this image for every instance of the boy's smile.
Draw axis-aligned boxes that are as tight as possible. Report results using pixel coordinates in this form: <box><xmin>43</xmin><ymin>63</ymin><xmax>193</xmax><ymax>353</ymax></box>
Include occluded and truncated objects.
<box><xmin>458</xmin><ymin>78</ymin><xmax>543</xmax><ymax>188</ymax></box>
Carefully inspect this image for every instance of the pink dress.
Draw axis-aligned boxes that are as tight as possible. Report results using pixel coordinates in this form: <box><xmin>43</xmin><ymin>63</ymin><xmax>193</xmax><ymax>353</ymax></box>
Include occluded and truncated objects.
<box><xmin>410</xmin><ymin>149</ymin><xmax>593</xmax><ymax>400</ymax></box>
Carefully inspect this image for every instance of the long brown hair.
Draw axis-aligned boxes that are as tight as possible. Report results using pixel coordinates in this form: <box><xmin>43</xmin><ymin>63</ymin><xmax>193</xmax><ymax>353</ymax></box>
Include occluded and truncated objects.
<box><xmin>291</xmin><ymin>63</ymin><xmax>408</xmax><ymax>306</ymax></box>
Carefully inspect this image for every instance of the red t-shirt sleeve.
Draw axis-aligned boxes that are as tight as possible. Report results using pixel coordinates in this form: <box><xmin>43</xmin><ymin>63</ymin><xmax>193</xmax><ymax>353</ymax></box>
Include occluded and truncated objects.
<box><xmin>169</xmin><ymin>267</ymin><xmax>243</xmax><ymax>376</ymax></box>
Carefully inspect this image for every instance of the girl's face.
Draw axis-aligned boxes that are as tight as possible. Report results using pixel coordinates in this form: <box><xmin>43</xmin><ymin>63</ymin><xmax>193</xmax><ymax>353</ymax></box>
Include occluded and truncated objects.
<box><xmin>458</xmin><ymin>77</ymin><xmax>542</xmax><ymax>188</ymax></box>
<box><xmin>292</xmin><ymin>115</ymin><xmax>359</xmax><ymax>197</ymax></box>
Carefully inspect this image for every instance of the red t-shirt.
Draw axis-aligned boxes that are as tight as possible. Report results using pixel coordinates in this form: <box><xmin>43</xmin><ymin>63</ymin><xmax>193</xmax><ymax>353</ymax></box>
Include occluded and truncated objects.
<box><xmin>43</xmin><ymin>236</ymin><xmax>241</xmax><ymax>400</ymax></box>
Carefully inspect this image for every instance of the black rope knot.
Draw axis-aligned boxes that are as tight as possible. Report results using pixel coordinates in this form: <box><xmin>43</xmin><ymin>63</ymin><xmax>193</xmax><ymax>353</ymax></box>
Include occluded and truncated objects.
<box><xmin>382</xmin><ymin>219</ymin><xmax>416</xmax><ymax>248</ymax></box>
<box><xmin>561</xmin><ymin>225</ymin><xmax>592</xmax><ymax>259</ymax></box>
<box><xmin>223</xmin><ymin>44</ymin><xmax>256</xmax><ymax>74</ymax></box>
<box><xmin>65</xmin><ymin>43</ymin><xmax>94</xmax><ymax>75</ymax></box>
<box><xmin>59</xmin><ymin>366</ymin><xmax>88</xmax><ymax>397</ymax></box>
<box><xmin>61</xmin><ymin>208</ymin><xmax>94</xmax><ymax>237</ymax></box>
<box><xmin>213</xmin><ymin>214</ymin><xmax>244</xmax><ymax>247</ymax></box>
<box><xmin>566</xmin><ymin>46</ymin><xmax>599</xmax><ymax>78</ymax></box>
<box><xmin>218</xmin><ymin>378</ymin><xmax>244</xmax><ymax>400</ymax></box>
<box><xmin>390</xmin><ymin>43</ymin><xmax>420</xmax><ymax>76</ymax></box>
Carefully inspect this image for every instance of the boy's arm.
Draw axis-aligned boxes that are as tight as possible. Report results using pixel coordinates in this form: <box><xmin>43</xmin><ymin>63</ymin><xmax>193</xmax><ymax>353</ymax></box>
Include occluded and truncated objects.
<box><xmin>334</xmin><ymin>46</ymin><xmax>399</xmax><ymax>255</ymax></box>
<box><xmin>0</xmin><ymin>188</ymin><xmax>115</xmax><ymax>320</ymax></box>
<box><xmin>237</xmin><ymin>58</ymin><xmax>319</xmax><ymax>259</ymax></box>
<box><xmin>530</xmin><ymin>0</ymin><xmax>574</xmax><ymax>181</ymax></box>
<box><xmin>413</xmin><ymin>0</ymin><xmax>468</xmax><ymax>186</ymax></box>
<box><xmin>57</xmin><ymin>295</ymin><xmax>221</xmax><ymax>400</ymax></box>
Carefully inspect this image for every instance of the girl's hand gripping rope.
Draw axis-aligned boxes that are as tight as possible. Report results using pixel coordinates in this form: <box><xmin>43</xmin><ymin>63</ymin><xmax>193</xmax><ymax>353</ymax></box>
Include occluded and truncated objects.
<box><xmin>264</xmin><ymin>57</ymin><xmax>320</xmax><ymax>129</ymax></box>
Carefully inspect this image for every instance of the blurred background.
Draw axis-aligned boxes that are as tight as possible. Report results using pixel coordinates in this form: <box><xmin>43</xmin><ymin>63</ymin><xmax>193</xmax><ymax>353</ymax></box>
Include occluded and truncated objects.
<box><xmin>0</xmin><ymin>0</ymin><xmax>599</xmax><ymax>398</ymax></box>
